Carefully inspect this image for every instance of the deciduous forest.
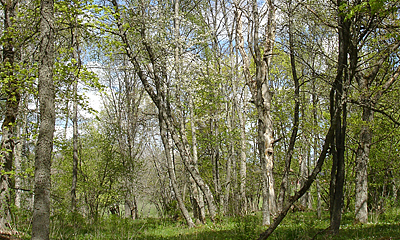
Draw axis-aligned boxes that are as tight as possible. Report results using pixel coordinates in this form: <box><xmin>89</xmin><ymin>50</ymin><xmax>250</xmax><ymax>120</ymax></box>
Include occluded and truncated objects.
<box><xmin>0</xmin><ymin>0</ymin><xmax>399</xmax><ymax>239</ymax></box>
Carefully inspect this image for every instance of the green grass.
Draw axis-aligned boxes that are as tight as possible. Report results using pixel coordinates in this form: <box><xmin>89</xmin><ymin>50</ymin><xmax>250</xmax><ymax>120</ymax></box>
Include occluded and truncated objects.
<box><xmin>19</xmin><ymin>209</ymin><xmax>400</xmax><ymax>239</ymax></box>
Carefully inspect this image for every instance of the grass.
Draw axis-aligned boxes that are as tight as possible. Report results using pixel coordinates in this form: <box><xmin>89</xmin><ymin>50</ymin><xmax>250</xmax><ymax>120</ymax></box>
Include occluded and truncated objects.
<box><xmin>15</xmin><ymin>208</ymin><xmax>400</xmax><ymax>239</ymax></box>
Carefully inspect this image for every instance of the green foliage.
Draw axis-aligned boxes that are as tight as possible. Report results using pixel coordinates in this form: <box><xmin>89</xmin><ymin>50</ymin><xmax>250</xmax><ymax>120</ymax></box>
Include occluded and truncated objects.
<box><xmin>233</xmin><ymin>214</ymin><xmax>261</xmax><ymax>239</ymax></box>
<box><xmin>14</xmin><ymin>210</ymin><xmax>395</xmax><ymax>239</ymax></box>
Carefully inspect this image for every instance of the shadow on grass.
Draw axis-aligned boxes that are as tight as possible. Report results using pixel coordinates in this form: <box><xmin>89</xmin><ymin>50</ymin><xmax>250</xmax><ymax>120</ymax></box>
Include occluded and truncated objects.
<box><xmin>49</xmin><ymin>212</ymin><xmax>400</xmax><ymax>240</ymax></box>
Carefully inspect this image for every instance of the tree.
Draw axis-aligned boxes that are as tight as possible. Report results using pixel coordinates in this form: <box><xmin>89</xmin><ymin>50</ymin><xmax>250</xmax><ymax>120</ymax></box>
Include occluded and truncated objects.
<box><xmin>108</xmin><ymin>0</ymin><xmax>218</xmax><ymax>222</ymax></box>
<box><xmin>31</xmin><ymin>0</ymin><xmax>55</xmax><ymax>238</ymax></box>
<box><xmin>235</xmin><ymin>0</ymin><xmax>277</xmax><ymax>224</ymax></box>
<box><xmin>0</xmin><ymin>0</ymin><xmax>20</xmax><ymax>229</ymax></box>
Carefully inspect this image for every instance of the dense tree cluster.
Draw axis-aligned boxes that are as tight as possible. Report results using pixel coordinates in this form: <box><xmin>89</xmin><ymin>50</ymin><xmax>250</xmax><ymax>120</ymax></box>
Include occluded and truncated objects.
<box><xmin>0</xmin><ymin>0</ymin><xmax>399</xmax><ymax>238</ymax></box>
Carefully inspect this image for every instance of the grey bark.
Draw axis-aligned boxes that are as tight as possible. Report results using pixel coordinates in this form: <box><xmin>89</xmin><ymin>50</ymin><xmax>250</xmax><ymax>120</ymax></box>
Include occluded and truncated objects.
<box><xmin>32</xmin><ymin>0</ymin><xmax>55</xmax><ymax>238</ymax></box>
<box><xmin>312</xmin><ymin>83</ymin><xmax>322</xmax><ymax>219</ymax></box>
<box><xmin>189</xmin><ymin>95</ymin><xmax>206</xmax><ymax>223</ymax></box>
<box><xmin>252</xmin><ymin>0</ymin><xmax>277</xmax><ymax>222</ymax></box>
<box><xmin>353</xmin><ymin>42</ymin><xmax>400</xmax><ymax>224</ymax></box>
<box><xmin>15</xmin><ymin>98</ymin><xmax>27</xmax><ymax>209</ymax></box>
<box><xmin>355</xmin><ymin>78</ymin><xmax>372</xmax><ymax>224</ymax></box>
<box><xmin>258</xmin><ymin>107</ymin><xmax>338</xmax><ymax>240</ymax></box>
<box><xmin>235</xmin><ymin>0</ymin><xmax>277</xmax><ymax>222</ymax></box>
<box><xmin>160</xmin><ymin>117</ymin><xmax>195</xmax><ymax>228</ymax></box>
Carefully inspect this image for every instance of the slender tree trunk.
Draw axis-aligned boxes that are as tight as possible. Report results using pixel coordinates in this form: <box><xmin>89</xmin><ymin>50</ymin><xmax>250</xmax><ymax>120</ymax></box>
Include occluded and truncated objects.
<box><xmin>329</xmin><ymin>1</ymin><xmax>349</xmax><ymax>232</ymax></box>
<box><xmin>313</xmin><ymin>83</ymin><xmax>322</xmax><ymax>219</ymax></box>
<box><xmin>277</xmin><ymin>3</ymin><xmax>300</xmax><ymax>212</ymax></box>
<box><xmin>238</xmin><ymin>101</ymin><xmax>247</xmax><ymax>215</ymax></box>
<box><xmin>71</xmin><ymin>79</ymin><xmax>78</xmax><ymax>212</ymax></box>
<box><xmin>32</xmin><ymin>0</ymin><xmax>55</xmax><ymax>238</ymax></box>
<box><xmin>258</xmin><ymin>108</ymin><xmax>338</xmax><ymax>239</ymax></box>
<box><xmin>14</xmin><ymin>123</ymin><xmax>22</xmax><ymax>209</ymax></box>
<box><xmin>160</xmin><ymin>115</ymin><xmax>195</xmax><ymax>227</ymax></box>
<box><xmin>224</xmin><ymin>103</ymin><xmax>233</xmax><ymax>215</ymax></box>
<box><xmin>188</xmin><ymin>95</ymin><xmax>206</xmax><ymax>223</ymax></box>
<box><xmin>70</xmin><ymin>21</ymin><xmax>81</xmax><ymax>213</ymax></box>
<box><xmin>211</xmin><ymin>118</ymin><xmax>222</xmax><ymax>211</ymax></box>
<box><xmin>15</xmin><ymin>97</ymin><xmax>27</xmax><ymax>209</ymax></box>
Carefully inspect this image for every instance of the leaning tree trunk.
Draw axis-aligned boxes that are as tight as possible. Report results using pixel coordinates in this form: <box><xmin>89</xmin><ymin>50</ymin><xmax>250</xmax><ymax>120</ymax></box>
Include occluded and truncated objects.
<box><xmin>189</xmin><ymin>94</ymin><xmax>206</xmax><ymax>223</ymax></box>
<box><xmin>160</xmin><ymin>115</ymin><xmax>195</xmax><ymax>228</ymax></box>
<box><xmin>32</xmin><ymin>0</ymin><xmax>55</xmax><ymax>238</ymax></box>
<box><xmin>258</xmin><ymin>107</ymin><xmax>338</xmax><ymax>239</ymax></box>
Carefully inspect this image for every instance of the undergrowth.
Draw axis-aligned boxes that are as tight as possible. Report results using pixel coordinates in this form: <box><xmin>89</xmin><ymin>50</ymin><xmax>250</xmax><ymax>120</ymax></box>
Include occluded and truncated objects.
<box><xmin>16</xmin><ymin>208</ymin><xmax>400</xmax><ymax>239</ymax></box>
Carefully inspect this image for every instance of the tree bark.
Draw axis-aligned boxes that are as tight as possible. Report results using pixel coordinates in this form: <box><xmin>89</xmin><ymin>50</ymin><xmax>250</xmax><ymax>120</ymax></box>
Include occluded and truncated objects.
<box><xmin>329</xmin><ymin>0</ymin><xmax>349</xmax><ymax>232</ymax></box>
<box><xmin>238</xmin><ymin>100</ymin><xmax>247</xmax><ymax>215</ymax></box>
<box><xmin>71</xmin><ymin>27</ymin><xmax>81</xmax><ymax>212</ymax></box>
<box><xmin>355</xmin><ymin>78</ymin><xmax>372</xmax><ymax>224</ymax></box>
<box><xmin>0</xmin><ymin>0</ymin><xmax>19</xmax><ymax>230</ymax></box>
<box><xmin>32</xmin><ymin>0</ymin><xmax>55</xmax><ymax>238</ymax></box>
<box><xmin>258</xmin><ymin>108</ymin><xmax>338</xmax><ymax>239</ymax></box>
<box><xmin>189</xmin><ymin>95</ymin><xmax>206</xmax><ymax>223</ymax></box>
<box><xmin>160</xmin><ymin>115</ymin><xmax>195</xmax><ymax>228</ymax></box>
<box><xmin>253</xmin><ymin>0</ymin><xmax>277</xmax><ymax>221</ymax></box>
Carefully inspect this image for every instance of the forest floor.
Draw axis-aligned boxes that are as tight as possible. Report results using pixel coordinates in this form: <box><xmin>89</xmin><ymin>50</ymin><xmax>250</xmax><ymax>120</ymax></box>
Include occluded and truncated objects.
<box><xmin>14</xmin><ymin>208</ymin><xmax>400</xmax><ymax>239</ymax></box>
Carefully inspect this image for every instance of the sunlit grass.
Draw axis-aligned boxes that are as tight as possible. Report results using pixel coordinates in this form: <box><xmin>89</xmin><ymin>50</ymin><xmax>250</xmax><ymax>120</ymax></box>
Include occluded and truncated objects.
<box><xmin>38</xmin><ymin>208</ymin><xmax>400</xmax><ymax>239</ymax></box>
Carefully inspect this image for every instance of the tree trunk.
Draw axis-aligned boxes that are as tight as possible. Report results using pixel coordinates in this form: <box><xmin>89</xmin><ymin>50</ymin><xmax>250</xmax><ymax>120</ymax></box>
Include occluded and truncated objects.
<box><xmin>71</xmin><ymin>79</ymin><xmax>78</xmax><ymax>212</ymax></box>
<box><xmin>251</xmin><ymin>0</ymin><xmax>277</xmax><ymax>221</ymax></box>
<box><xmin>70</xmin><ymin>23</ymin><xmax>81</xmax><ymax>213</ymax></box>
<box><xmin>355</xmin><ymin>85</ymin><xmax>372</xmax><ymax>224</ymax></box>
<box><xmin>312</xmin><ymin>82</ymin><xmax>322</xmax><ymax>219</ymax></box>
<box><xmin>329</xmin><ymin>1</ymin><xmax>349</xmax><ymax>232</ymax></box>
<box><xmin>277</xmin><ymin>3</ymin><xmax>300</xmax><ymax>212</ymax></box>
<box><xmin>189</xmin><ymin>95</ymin><xmax>206</xmax><ymax>223</ymax></box>
<box><xmin>32</xmin><ymin>0</ymin><xmax>55</xmax><ymax>238</ymax></box>
<box><xmin>15</xmin><ymin>98</ymin><xmax>27</xmax><ymax>209</ymax></box>
<box><xmin>258</xmin><ymin>109</ymin><xmax>338</xmax><ymax>239</ymax></box>
<box><xmin>160</xmin><ymin>108</ymin><xmax>195</xmax><ymax>227</ymax></box>
<box><xmin>0</xmin><ymin>0</ymin><xmax>19</xmax><ymax>230</ymax></box>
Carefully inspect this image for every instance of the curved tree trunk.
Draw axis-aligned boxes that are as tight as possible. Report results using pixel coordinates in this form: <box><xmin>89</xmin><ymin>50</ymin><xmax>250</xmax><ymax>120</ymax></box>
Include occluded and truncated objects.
<box><xmin>160</xmin><ymin>116</ymin><xmax>195</xmax><ymax>228</ymax></box>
